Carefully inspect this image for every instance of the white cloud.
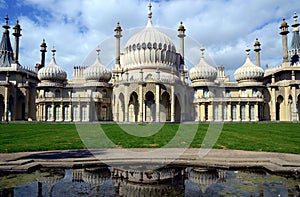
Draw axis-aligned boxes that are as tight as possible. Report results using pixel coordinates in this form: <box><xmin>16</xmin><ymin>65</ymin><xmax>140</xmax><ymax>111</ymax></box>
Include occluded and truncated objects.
<box><xmin>0</xmin><ymin>0</ymin><xmax>6</xmax><ymax>9</ymax></box>
<box><xmin>3</xmin><ymin>0</ymin><xmax>300</xmax><ymax>80</ymax></box>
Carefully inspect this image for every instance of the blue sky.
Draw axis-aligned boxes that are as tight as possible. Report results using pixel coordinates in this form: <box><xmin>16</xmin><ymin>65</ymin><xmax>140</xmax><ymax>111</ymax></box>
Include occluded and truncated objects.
<box><xmin>0</xmin><ymin>0</ymin><xmax>300</xmax><ymax>80</ymax></box>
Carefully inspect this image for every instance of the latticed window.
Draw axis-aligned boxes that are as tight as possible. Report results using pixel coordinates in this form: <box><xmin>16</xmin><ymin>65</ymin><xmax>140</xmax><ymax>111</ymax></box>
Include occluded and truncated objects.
<box><xmin>232</xmin><ymin>105</ymin><xmax>236</xmax><ymax>120</ymax></box>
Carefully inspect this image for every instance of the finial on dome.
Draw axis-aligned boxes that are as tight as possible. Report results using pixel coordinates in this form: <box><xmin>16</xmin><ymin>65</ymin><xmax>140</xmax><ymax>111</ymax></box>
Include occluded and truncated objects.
<box><xmin>245</xmin><ymin>47</ymin><xmax>251</xmax><ymax>56</ymax></box>
<box><xmin>96</xmin><ymin>46</ymin><xmax>101</xmax><ymax>61</ymax></box>
<box><xmin>51</xmin><ymin>46</ymin><xmax>56</xmax><ymax>57</ymax></box>
<box><xmin>292</xmin><ymin>12</ymin><xmax>299</xmax><ymax>28</ymax></box>
<box><xmin>3</xmin><ymin>15</ymin><xmax>10</xmax><ymax>30</ymax></box>
<box><xmin>200</xmin><ymin>48</ymin><xmax>205</xmax><ymax>58</ymax></box>
<box><xmin>147</xmin><ymin>0</ymin><xmax>153</xmax><ymax>27</ymax></box>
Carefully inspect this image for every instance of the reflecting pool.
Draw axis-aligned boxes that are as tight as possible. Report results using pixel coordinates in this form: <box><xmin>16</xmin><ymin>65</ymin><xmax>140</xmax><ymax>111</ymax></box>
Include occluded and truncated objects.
<box><xmin>0</xmin><ymin>165</ymin><xmax>299</xmax><ymax>196</ymax></box>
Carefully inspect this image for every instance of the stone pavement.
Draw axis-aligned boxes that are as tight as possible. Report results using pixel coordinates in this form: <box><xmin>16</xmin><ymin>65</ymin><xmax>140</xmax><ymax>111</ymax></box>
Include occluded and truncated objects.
<box><xmin>0</xmin><ymin>148</ymin><xmax>299</xmax><ymax>173</ymax></box>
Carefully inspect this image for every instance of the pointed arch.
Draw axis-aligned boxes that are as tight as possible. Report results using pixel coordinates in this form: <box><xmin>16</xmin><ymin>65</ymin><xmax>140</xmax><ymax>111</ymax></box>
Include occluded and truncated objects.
<box><xmin>276</xmin><ymin>95</ymin><xmax>284</xmax><ymax>121</ymax></box>
<box><xmin>161</xmin><ymin>92</ymin><xmax>171</xmax><ymax>122</ymax></box>
<box><xmin>128</xmin><ymin>92</ymin><xmax>139</xmax><ymax>122</ymax></box>
<box><xmin>118</xmin><ymin>93</ymin><xmax>125</xmax><ymax>122</ymax></box>
<box><xmin>145</xmin><ymin>91</ymin><xmax>155</xmax><ymax>122</ymax></box>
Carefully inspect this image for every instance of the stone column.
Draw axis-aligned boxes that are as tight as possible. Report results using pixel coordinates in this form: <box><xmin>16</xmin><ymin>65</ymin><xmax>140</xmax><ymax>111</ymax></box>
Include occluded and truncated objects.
<box><xmin>138</xmin><ymin>85</ymin><xmax>143</xmax><ymax>122</ymax></box>
<box><xmin>181</xmin><ymin>93</ymin><xmax>185</xmax><ymax>121</ymax></box>
<box><xmin>4</xmin><ymin>87</ymin><xmax>9</xmax><ymax>122</ymax></box>
<box><xmin>228</xmin><ymin>103</ymin><xmax>232</xmax><ymax>121</ymax></box>
<box><xmin>155</xmin><ymin>84</ymin><xmax>160</xmax><ymax>122</ymax></box>
<box><xmin>200</xmin><ymin>103</ymin><xmax>205</xmax><ymax>121</ymax></box>
<box><xmin>194</xmin><ymin>103</ymin><xmax>199</xmax><ymax>121</ymax></box>
<box><xmin>246</xmin><ymin>102</ymin><xmax>250</xmax><ymax>121</ymax></box>
<box><xmin>60</xmin><ymin>103</ymin><xmax>63</xmax><ymax>121</ymax></box>
<box><xmin>43</xmin><ymin>104</ymin><xmax>46</xmax><ymax>121</ymax></box>
<box><xmin>208</xmin><ymin>103</ymin><xmax>213</xmax><ymax>121</ymax></box>
<box><xmin>68</xmin><ymin>104</ymin><xmax>72</xmax><ymax>121</ymax></box>
<box><xmin>124</xmin><ymin>85</ymin><xmax>129</xmax><ymax>122</ymax></box>
<box><xmin>25</xmin><ymin>88</ymin><xmax>29</xmax><ymax>120</ymax></box>
<box><xmin>78</xmin><ymin>103</ymin><xmax>81</xmax><ymax>121</ymax></box>
<box><xmin>51</xmin><ymin>103</ymin><xmax>55</xmax><ymax>121</ymax></box>
<box><xmin>254</xmin><ymin>103</ymin><xmax>259</xmax><ymax>121</ymax></box>
<box><xmin>171</xmin><ymin>86</ymin><xmax>175</xmax><ymax>122</ymax></box>
<box><xmin>292</xmin><ymin>86</ymin><xmax>297</xmax><ymax>121</ymax></box>
<box><xmin>271</xmin><ymin>88</ymin><xmax>276</xmax><ymax>121</ymax></box>
<box><xmin>237</xmin><ymin>103</ymin><xmax>241</xmax><ymax>121</ymax></box>
<box><xmin>86</xmin><ymin>103</ymin><xmax>90</xmax><ymax>122</ymax></box>
<box><xmin>218</xmin><ymin>103</ymin><xmax>223</xmax><ymax>121</ymax></box>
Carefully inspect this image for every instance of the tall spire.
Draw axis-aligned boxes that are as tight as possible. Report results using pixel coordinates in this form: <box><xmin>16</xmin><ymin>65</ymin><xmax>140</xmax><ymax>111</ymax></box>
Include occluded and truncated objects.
<box><xmin>291</xmin><ymin>12</ymin><xmax>300</xmax><ymax>50</ymax></box>
<box><xmin>0</xmin><ymin>15</ymin><xmax>13</xmax><ymax>67</ymax></box>
<box><xmin>96</xmin><ymin>46</ymin><xmax>101</xmax><ymax>62</ymax></box>
<box><xmin>51</xmin><ymin>46</ymin><xmax>57</xmax><ymax>64</ymax></box>
<box><xmin>146</xmin><ymin>0</ymin><xmax>153</xmax><ymax>27</ymax></box>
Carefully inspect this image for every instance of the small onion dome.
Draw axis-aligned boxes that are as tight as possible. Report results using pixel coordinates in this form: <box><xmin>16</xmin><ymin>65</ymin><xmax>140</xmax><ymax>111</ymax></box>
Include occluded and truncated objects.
<box><xmin>280</xmin><ymin>18</ymin><xmax>288</xmax><ymax>27</ymax></box>
<box><xmin>83</xmin><ymin>48</ymin><xmax>111</xmax><ymax>82</ymax></box>
<box><xmin>38</xmin><ymin>48</ymin><xmax>67</xmax><ymax>82</ymax></box>
<box><xmin>189</xmin><ymin>48</ymin><xmax>217</xmax><ymax>82</ymax></box>
<box><xmin>234</xmin><ymin>48</ymin><xmax>264</xmax><ymax>82</ymax></box>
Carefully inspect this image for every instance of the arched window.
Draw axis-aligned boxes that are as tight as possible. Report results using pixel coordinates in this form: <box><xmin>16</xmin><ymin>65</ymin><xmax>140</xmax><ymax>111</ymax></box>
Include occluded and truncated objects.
<box><xmin>225</xmin><ymin>90</ymin><xmax>230</xmax><ymax>98</ymax></box>
<box><xmin>81</xmin><ymin>105</ymin><xmax>87</xmax><ymax>121</ymax></box>
<box><xmin>102</xmin><ymin>106</ymin><xmax>107</xmax><ymax>120</ymax></box>
<box><xmin>46</xmin><ymin>105</ymin><xmax>52</xmax><ymax>121</ymax></box>
<box><xmin>45</xmin><ymin>89</ymin><xmax>51</xmax><ymax>97</ymax></box>
<box><xmin>64</xmin><ymin>106</ymin><xmax>69</xmax><ymax>121</ymax></box>
<box><xmin>252</xmin><ymin>89</ymin><xmax>257</xmax><ymax>98</ymax></box>
<box><xmin>223</xmin><ymin>105</ymin><xmax>228</xmax><ymax>120</ymax></box>
<box><xmin>204</xmin><ymin>89</ymin><xmax>209</xmax><ymax>98</ymax></box>
<box><xmin>241</xmin><ymin>104</ymin><xmax>246</xmax><ymax>120</ymax></box>
<box><xmin>232</xmin><ymin>105</ymin><xmax>236</xmax><ymax>120</ymax></box>
<box><xmin>102</xmin><ymin>89</ymin><xmax>107</xmax><ymax>98</ymax></box>
<box><xmin>55</xmin><ymin>105</ymin><xmax>60</xmax><ymax>121</ymax></box>
<box><xmin>250</xmin><ymin>105</ymin><xmax>255</xmax><ymax>121</ymax></box>
<box><xmin>73</xmin><ymin>106</ymin><xmax>79</xmax><ymax>121</ymax></box>
<box><xmin>55</xmin><ymin>89</ymin><xmax>61</xmax><ymax>97</ymax></box>
<box><xmin>241</xmin><ymin>89</ymin><xmax>246</xmax><ymax>97</ymax></box>
<box><xmin>214</xmin><ymin>105</ymin><xmax>218</xmax><ymax>121</ymax></box>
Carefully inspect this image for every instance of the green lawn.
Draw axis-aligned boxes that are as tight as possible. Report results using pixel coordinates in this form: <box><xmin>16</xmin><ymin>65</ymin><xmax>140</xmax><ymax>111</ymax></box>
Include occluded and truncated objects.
<box><xmin>0</xmin><ymin>122</ymin><xmax>299</xmax><ymax>154</ymax></box>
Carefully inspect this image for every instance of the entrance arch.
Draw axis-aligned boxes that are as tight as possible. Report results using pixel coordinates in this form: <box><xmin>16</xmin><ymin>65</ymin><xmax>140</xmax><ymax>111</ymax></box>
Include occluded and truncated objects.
<box><xmin>118</xmin><ymin>93</ymin><xmax>125</xmax><ymax>122</ymax></box>
<box><xmin>128</xmin><ymin>92</ymin><xmax>139</xmax><ymax>122</ymax></box>
<box><xmin>145</xmin><ymin>91</ymin><xmax>155</xmax><ymax>122</ymax></box>
<box><xmin>174</xmin><ymin>95</ymin><xmax>181</xmax><ymax>122</ymax></box>
<box><xmin>276</xmin><ymin>95</ymin><xmax>284</xmax><ymax>121</ymax></box>
<box><xmin>161</xmin><ymin>92</ymin><xmax>171</xmax><ymax>122</ymax></box>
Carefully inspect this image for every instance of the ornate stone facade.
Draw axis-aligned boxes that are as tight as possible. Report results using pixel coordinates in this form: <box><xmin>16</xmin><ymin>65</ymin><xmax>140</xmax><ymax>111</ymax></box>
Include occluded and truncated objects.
<box><xmin>0</xmin><ymin>6</ymin><xmax>300</xmax><ymax>123</ymax></box>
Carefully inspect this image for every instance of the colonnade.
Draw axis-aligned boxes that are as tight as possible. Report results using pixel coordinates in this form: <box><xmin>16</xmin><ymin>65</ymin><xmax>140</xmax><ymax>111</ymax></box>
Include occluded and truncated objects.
<box><xmin>195</xmin><ymin>102</ymin><xmax>260</xmax><ymax>122</ymax></box>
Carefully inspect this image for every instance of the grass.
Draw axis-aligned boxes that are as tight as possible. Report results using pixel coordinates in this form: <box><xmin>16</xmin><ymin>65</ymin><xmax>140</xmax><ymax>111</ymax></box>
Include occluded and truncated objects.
<box><xmin>0</xmin><ymin>122</ymin><xmax>299</xmax><ymax>154</ymax></box>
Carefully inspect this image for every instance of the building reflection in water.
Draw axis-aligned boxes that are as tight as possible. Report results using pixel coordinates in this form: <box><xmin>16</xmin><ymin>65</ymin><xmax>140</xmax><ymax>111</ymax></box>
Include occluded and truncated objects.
<box><xmin>111</xmin><ymin>166</ymin><xmax>186</xmax><ymax>196</ymax></box>
<box><xmin>0</xmin><ymin>165</ymin><xmax>299</xmax><ymax>196</ymax></box>
<box><xmin>189</xmin><ymin>167</ymin><xmax>226</xmax><ymax>194</ymax></box>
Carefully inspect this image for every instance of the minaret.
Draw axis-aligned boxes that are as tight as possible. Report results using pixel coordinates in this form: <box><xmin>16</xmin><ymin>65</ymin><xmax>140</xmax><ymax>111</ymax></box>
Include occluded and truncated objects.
<box><xmin>291</xmin><ymin>12</ymin><xmax>300</xmax><ymax>50</ymax></box>
<box><xmin>114</xmin><ymin>22</ymin><xmax>122</xmax><ymax>66</ymax></box>
<box><xmin>12</xmin><ymin>20</ymin><xmax>22</xmax><ymax>64</ymax></box>
<box><xmin>40</xmin><ymin>39</ymin><xmax>47</xmax><ymax>70</ymax></box>
<box><xmin>178</xmin><ymin>21</ymin><xmax>186</xmax><ymax>64</ymax></box>
<box><xmin>280</xmin><ymin>18</ymin><xmax>289</xmax><ymax>65</ymax></box>
<box><xmin>253</xmin><ymin>38</ymin><xmax>261</xmax><ymax>67</ymax></box>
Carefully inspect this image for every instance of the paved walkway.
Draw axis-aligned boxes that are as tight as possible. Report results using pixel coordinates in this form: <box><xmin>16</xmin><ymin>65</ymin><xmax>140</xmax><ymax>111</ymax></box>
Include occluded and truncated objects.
<box><xmin>0</xmin><ymin>148</ymin><xmax>299</xmax><ymax>173</ymax></box>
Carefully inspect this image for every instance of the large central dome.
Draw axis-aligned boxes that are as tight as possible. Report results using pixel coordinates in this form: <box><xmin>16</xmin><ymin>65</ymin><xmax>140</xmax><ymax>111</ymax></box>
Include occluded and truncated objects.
<box><xmin>122</xmin><ymin>3</ymin><xmax>178</xmax><ymax>69</ymax></box>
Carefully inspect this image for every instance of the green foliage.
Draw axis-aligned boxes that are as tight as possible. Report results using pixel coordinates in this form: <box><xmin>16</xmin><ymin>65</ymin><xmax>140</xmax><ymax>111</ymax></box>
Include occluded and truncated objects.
<box><xmin>0</xmin><ymin>122</ymin><xmax>299</xmax><ymax>154</ymax></box>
